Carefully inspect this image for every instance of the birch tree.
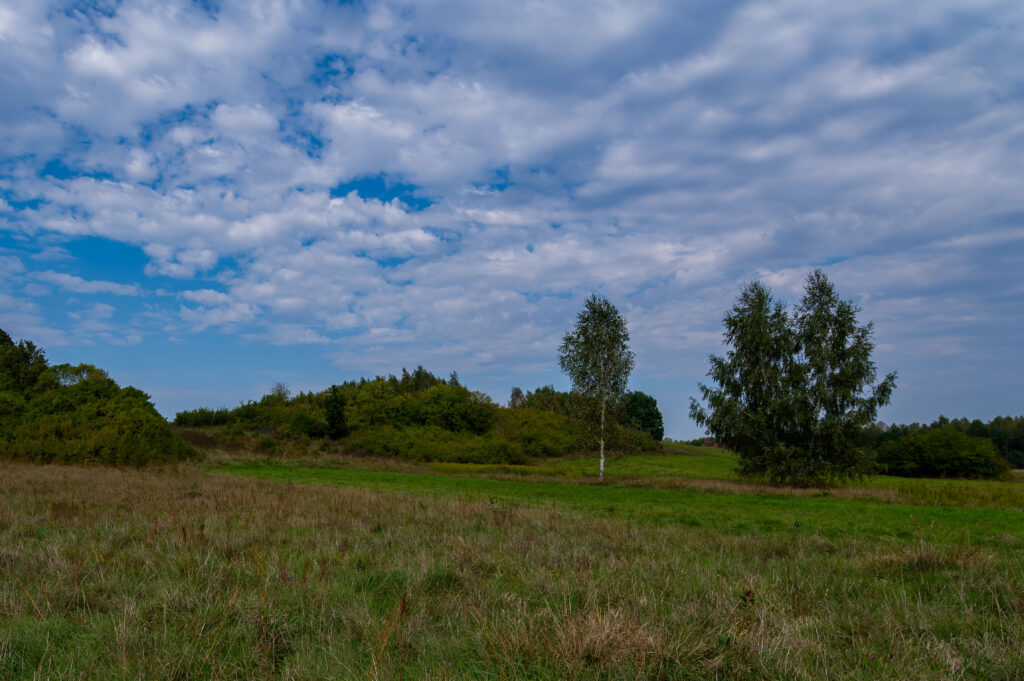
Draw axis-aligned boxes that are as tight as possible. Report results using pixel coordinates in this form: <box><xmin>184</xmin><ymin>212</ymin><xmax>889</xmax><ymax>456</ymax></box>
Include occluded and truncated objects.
<box><xmin>690</xmin><ymin>270</ymin><xmax>897</xmax><ymax>486</ymax></box>
<box><xmin>558</xmin><ymin>294</ymin><xmax>635</xmax><ymax>482</ymax></box>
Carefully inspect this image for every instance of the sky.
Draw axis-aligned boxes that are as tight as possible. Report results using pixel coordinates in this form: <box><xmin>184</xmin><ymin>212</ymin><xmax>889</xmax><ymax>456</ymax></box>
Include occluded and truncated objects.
<box><xmin>1</xmin><ymin>0</ymin><xmax>1023</xmax><ymax>438</ymax></box>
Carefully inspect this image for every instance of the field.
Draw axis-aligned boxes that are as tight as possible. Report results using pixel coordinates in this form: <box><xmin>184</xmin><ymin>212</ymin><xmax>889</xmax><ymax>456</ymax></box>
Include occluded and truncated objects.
<box><xmin>2</xmin><ymin>445</ymin><xmax>1023</xmax><ymax>680</ymax></box>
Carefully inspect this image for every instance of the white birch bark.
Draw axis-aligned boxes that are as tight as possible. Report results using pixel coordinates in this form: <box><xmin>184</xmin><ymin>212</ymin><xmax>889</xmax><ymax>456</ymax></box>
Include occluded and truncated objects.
<box><xmin>599</xmin><ymin>397</ymin><xmax>606</xmax><ymax>482</ymax></box>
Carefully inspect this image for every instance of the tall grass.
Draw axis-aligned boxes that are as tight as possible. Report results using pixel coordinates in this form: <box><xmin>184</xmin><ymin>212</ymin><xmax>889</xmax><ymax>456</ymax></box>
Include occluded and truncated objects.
<box><xmin>2</xmin><ymin>461</ymin><xmax>1022</xmax><ymax>679</ymax></box>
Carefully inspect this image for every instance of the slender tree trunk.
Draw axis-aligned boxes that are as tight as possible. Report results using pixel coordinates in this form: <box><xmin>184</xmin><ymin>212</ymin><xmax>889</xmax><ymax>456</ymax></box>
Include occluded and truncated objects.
<box><xmin>599</xmin><ymin>397</ymin><xmax>606</xmax><ymax>483</ymax></box>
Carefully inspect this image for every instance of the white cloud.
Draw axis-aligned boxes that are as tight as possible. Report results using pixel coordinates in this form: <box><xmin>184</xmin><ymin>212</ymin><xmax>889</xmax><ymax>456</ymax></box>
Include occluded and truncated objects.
<box><xmin>2</xmin><ymin>0</ymin><xmax>1024</xmax><ymax>432</ymax></box>
<box><xmin>33</xmin><ymin>271</ymin><xmax>141</xmax><ymax>297</ymax></box>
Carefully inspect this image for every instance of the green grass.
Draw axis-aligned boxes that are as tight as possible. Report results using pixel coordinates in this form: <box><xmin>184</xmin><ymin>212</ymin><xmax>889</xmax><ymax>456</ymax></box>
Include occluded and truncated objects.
<box><xmin>209</xmin><ymin>457</ymin><xmax>1024</xmax><ymax>549</ymax></box>
<box><xmin>3</xmin><ymin>450</ymin><xmax>1023</xmax><ymax>680</ymax></box>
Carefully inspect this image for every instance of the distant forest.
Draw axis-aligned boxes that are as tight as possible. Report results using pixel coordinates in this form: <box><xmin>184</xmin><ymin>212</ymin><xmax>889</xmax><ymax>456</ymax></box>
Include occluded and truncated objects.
<box><xmin>864</xmin><ymin>415</ymin><xmax>1024</xmax><ymax>476</ymax></box>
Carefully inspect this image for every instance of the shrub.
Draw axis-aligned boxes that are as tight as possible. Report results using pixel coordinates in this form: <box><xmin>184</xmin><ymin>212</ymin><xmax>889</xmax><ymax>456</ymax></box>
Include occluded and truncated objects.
<box><xmin>493</xmin><ymin>407</ymin><xmax>581</xmax><ymax>458</ymax></box>
<box><xmin>410</xmin><ymin>384</ymin><xmax>498</xmax><ymax>434</ymax></box>
<box><xmin>621</xmin><ymin>391</ymin><xmax>665</xmax><ymax>441</ymax></box>
<box><xmin>283</xmin><ymin>410</ymin><xmax>327</xmax><ymax>439</ymax></box>
<box><xmin>2</xmin><ymin>329</ymin><xmax>198</xmax><ymax>467</ymax></box>
<box><xmin>174</xmin><ymin>407</ymin><xmax>233</xmax><ymax>427</ymax></box>
<box><xmin>2</xmin><ymin>371</ymin><xmax>196</xmax><ymax>466</ymax></box>
<box><xmin>345</xmin><ymin>425</ymin><xmax>527</xmax><ymax>464</ymax></box>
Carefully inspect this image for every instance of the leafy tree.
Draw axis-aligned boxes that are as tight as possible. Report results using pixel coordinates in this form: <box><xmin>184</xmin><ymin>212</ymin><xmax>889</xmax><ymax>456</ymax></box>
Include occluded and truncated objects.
<box><xmin>691</xmin><ymin>271</ymin><xmax>896</xmax><ymax>486</ymax></box>
<box><xmin>268</xmin><ymin>381</ymin><xmax>291</xmax><ymax>402</ymax></box>
<box><xmin>524</xmin><ymin>385</ymin><xmax>570</xmax><ymax>414</ymax></box>
<box><xmin>508</xmin><ymin>386</ymin><xmax>526</xmax><ymax>408</ymax></box>
<box><xmin>558</xmin><ymin>294</ymin><xmax>635</xmax><ymax>482</ymax></box>
<box><xmin>621</xmin><ymin>391</ymin><xmax>664</xmax><ymax>441</ymax></box>
<box><xmin>790</xmin><ymin>270</ymin><xmax>897</xmax><ymax>482</ymax></box>
<box><xmin>0</xmin><ymin>329</ymin><xmax>49</xmax><ymax>394</ymax></box>
<box><xmin>324</xmin><ymin>385</ymin><xmax>350</xmax><ymax>439</ymax></box>
<box><xmin>690</xmin><ymin>281</ymin><xmax>797</xmax><ymax>481</ymax></box>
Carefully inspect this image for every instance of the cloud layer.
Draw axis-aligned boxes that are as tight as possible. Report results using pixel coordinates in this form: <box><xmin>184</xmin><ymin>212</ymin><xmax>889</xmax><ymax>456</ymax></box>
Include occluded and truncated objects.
<box><xmin>2</xmin><ymin>0</ymin><xmax>1023</xmax><ymax>433</ymax></box>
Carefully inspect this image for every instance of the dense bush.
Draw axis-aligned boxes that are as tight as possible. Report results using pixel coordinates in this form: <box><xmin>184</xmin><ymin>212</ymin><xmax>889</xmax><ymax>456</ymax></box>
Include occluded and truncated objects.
<box><xmin>1</xmin><ymin>333</ymin><xmax>197</xmax><ymax>467</ymax></box>
<box><xmin>345</xmin><ymin>425</ymin><xmax>527</xmax><ymax>464</ymax></box>
<box><xmin>174</xmin><ymin>407</ymin><xmax>233</xmax><ymax>427</ymax></box>
<box><xmin>343</xmin><ymin>379</ymin><xmax>498</xmax><ymax>434</ymax></box>
<box><xmin>324</xmin><ymin>385</ymin><xmax>349</xmax><ymax>439</ymax></box>
<box><xmin>493</xmin><ymin>407</ymin><xmax>582</xmax><ymax>458</ymax></box>
<box><xmin>877</xmin><ymin>427</ymin><xmax>1009</xmax><ymax>479</ymax></box>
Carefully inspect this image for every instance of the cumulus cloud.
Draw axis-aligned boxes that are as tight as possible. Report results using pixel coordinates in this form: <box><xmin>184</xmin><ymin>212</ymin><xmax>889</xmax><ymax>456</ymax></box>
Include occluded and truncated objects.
<box><xmin>2</xmin><ymin>0</ymin><xmax>1024</xmax><ymax>431</ymax></box>
<box><xmin>32</xmin><ymin>271</ymin><xmax>141</xmax><ymax>297</ymax></box>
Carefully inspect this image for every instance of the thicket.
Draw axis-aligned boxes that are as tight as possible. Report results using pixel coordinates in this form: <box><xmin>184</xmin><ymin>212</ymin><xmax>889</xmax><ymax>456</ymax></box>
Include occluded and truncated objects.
<box><xmin>0</xmin><ymin>329</ymin><xmax>196</xmax><ymax>466</ymax></box>
<box><xmin>176</xmin><ymin>367</ymin><xmax>658</xmax><ymax>463</ymax></box>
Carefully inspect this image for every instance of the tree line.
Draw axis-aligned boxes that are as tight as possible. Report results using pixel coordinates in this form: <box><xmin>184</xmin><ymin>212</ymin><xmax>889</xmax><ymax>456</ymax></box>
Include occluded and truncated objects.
<box><xmin>864</xmin><ymin>415</ymin><xmax>1022</xmax><ymax>477</ymax></box>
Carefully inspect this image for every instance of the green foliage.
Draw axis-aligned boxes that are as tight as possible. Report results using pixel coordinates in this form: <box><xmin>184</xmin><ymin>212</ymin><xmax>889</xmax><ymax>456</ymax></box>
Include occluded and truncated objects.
<box><xmin>691</xmin><ymin>271</ymin><xmax>897</xmax><ymax>486</ymax></box>
<box><xmin>0</xmin><ymin>329</ymin><xmax>49</xmax><ymax>394</ymax></box>
<box><xmin>173</xmin><ymin>361</ymin><xmax>653</xmax><ymax>464</ymax></box>
<box><xmin>864</xmin><ymin>414</ymin><xmax>1024</xmax><ymax>469</ymax></box>
<box><xmin>345</xmin><ymin>425</ymin><xmax>527</xmax><ymax>464</ymax></box>
<box><xmin>523</xmin><ymin>385</ymin><xmax>571</xmax><ymax>414</ymax></box>
<box><xmin>412</xmin><ymin>384</ymin><xmax>497</xmax><ymax>434</ymax></box>
<box><xmin>283</xmin><ymin>410</ymin><xmax>327</xmax><ymax>439</ymax></box>
<box><xmin>324</xmin><ymin>385</ymin><xmax>349</xmax><ymax>439</ymax></box>
<box><xmin>558</xmin><ymin>294</ymin><xmax>635</xmax><ymax>409</ymax></box>
<box><xmin>0</xmin><ymin>328</ymin><xmax>195</xmax><ymax>466</ymax></box>
<box><xmin>558</xmin><ymin>294</ymin><xmax>635</xmax><ymax>482</ymax></box>
<box><xmin>346</xmin><ymin>379</ymin><xmax>410</xmax><ymax>429</ymax></box>
<box><xmin>508</xmin><ymin>386</ymin><xmax>526</xmax><ymax>408</ymax></box>
<box><xmin>877</xmin><ymin>427</ymin><xmax>1010</xmax><ymax>479</ymax></box>
<box><xmin>690</xmin><ymin>280</ymin><xmax>797</xmax><ymax>481</ymax></box>
<box><xmin>338</xmin><ymin>379</ymin><xmax>499</xmax><ymax>435</ymax></box>
<box><xmin>174</xmin><ymin>368</ymin><xmax>514</xmax><ymax>461</ymax></box>
<box><xmin>620</xmin><ymin>391</ymin><xmax>664</xmax><ymax>441</ymax></box>
<box><xmin>172</xmin><ymin>407</ymin><xmax>233</xmax><ymax>427</ymax></box>
<box><xmin>792</xmin><ymin>270</ymin><xmax>897</xmax><ymax>480</ymax></box>
<box><xmin>493</xmin><ymin>407</ymin><xmax>582</xmax><ymax>458</ymax></box>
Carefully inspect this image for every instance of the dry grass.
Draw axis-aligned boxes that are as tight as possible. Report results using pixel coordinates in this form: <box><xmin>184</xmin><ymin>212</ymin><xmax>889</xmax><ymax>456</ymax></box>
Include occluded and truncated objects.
<box><xmin>1</xmin><ymin>461</ymin><xmax>1022</xmax><ymax>680</ymax></box>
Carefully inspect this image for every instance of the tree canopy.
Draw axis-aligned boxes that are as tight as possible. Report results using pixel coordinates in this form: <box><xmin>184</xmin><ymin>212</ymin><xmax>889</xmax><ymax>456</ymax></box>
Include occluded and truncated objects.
<box><xmin>690</xmin><ymin>270</ymin><xmax>896</xmax><ymax>486</ymax></box>
<box><xmin>1</xmin><ymin>329</ymin><xmax>196</xmax><ymax>466</ymax></box>
<box><xmin>558</xmin><ymin>294</ymin><xmax>635</xmax><ymax>481</ymax></box>
<box><xmin>621</xmin><ymin>391</ymin><xmax>664</xmax><ymax>441</ymax></box>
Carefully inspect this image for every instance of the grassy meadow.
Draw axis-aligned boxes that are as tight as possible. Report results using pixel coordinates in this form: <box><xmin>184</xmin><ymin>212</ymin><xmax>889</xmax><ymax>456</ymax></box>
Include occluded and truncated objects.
<box><xmin>2</xmin><ymin>446</ymin><xmax>1023</xmax><ymax>680</ymax></box>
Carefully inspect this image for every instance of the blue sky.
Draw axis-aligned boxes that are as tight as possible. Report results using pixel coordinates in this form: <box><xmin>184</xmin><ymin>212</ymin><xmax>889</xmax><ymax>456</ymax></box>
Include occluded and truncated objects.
<box><xmin>2</xmin><ymin>0</ymin><xmax>1023</xmax><ymax>438</ymax></box>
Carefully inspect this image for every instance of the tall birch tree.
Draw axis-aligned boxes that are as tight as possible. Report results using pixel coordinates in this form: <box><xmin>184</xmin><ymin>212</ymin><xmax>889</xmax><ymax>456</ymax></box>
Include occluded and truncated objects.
<box><xmin>690</xmin><ymin>270</ymin><xmax>897</xmax><ymax>486</ymax></box>
<box><xmin>558</xmin><ymin>294</ymin><xmax>635</xmax><ymax>482</ymax></box>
